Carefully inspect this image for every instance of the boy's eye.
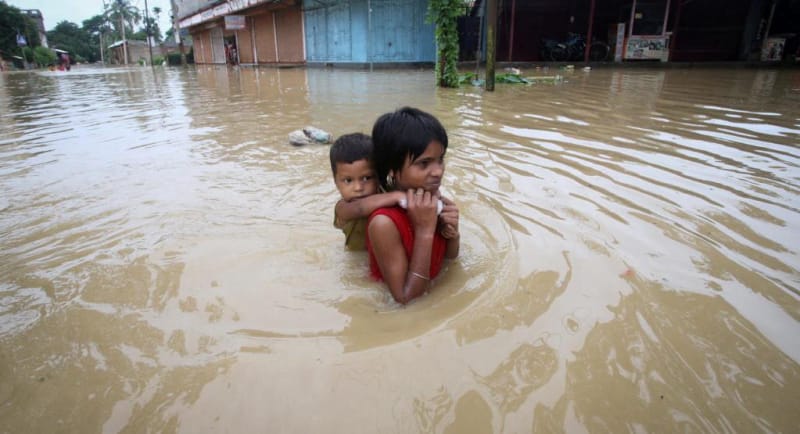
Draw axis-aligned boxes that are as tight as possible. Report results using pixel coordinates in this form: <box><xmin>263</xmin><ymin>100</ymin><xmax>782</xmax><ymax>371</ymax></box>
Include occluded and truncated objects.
<box><xmin>342</xmin><ymin>178</ymin><xmax>352</xmax><ymax>184</ymax></box>
<box><xmin>361</xmin><ymin>175</ymin><xmax>373</xmax><ymax>181</ymax></box>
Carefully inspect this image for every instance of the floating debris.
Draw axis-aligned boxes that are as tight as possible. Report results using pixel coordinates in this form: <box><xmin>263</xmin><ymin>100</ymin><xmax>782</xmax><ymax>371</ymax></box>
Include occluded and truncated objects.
<box><xmin>524</xmin><ymin>75</ymin><xmax>565</xmax><ymax>84</ymax></box>
<box><xmin>288</xmin><ymin>126</ymin><xmax>332</xmax><ymax>146</ymax></box>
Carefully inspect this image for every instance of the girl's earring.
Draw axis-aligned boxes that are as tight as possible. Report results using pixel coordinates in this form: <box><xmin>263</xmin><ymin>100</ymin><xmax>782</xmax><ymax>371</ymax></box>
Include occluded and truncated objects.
<box><xmin>387</xmin><ymin>173</ymin><xmax>395</xmax><ymax>188</ymax></box>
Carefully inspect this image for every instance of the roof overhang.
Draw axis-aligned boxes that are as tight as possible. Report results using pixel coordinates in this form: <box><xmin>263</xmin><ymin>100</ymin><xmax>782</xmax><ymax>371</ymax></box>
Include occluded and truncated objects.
<box><xmin>178</xmin><ymin>0</ymin><xmax>281</xmax><ymax>29</ymax></box>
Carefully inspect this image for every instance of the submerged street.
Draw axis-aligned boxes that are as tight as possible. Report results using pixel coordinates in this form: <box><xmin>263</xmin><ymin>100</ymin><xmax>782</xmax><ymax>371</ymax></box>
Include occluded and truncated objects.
<box><xmin>1</xmin><ymin>64</ymin><xmax>799</xmax><ymax>432</ymax></box>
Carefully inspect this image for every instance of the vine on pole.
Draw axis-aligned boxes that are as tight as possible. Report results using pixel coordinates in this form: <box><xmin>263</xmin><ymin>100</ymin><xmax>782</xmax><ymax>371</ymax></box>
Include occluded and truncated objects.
<box><xmin>428</xmin><ymin>0</ymin><xmax>461</xmax><ymax>88</ymax></box>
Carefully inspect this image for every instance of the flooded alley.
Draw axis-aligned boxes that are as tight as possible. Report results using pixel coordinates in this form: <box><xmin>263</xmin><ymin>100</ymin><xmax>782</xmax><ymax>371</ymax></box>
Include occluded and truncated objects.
<box><xmin>1</xmin><ymin>64</ymin><xmax>799</xmax><ymax>433</ymax></box>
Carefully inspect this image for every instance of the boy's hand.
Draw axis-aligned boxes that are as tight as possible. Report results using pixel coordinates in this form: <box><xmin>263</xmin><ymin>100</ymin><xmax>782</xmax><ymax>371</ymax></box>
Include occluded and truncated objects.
<box><xmin>438</xmin><ymin>196</ymin><xmax>459</xmax><ymax>239</ymax></box>
<box><xmin>393</xmin><ymin>190</ymin><xmax>406</xmax><ymax>206</ymax></box>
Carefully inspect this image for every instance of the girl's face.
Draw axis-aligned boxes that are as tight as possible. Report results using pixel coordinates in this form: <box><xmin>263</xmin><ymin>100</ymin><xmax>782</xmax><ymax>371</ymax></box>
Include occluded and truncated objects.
<box><xmin>394</xmin><ymin>140</ymin><xmax>445</xmax><ymax>193</ymax></box>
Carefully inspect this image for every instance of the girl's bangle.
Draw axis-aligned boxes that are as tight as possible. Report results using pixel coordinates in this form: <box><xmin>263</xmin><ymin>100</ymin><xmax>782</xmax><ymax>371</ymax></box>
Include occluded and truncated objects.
<box><xmin>410</xmin><ymin>271</ymin><xmax>430</xmax><ymax>281</ymax></box>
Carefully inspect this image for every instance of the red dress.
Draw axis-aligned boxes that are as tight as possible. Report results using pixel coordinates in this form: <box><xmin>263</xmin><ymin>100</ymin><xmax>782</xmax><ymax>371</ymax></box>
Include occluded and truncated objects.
<box><xmin>366</xmin><ymin>207</ymin><xmax>447</xmax><ymax>280</ymax></box>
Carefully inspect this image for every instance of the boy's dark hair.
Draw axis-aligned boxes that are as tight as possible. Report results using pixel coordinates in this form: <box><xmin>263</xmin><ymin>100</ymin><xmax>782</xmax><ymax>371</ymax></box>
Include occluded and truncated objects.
<box><xmin>329</xmin><ymin>133</ymin><xmax>373</xmax><ymax>176</ymax></box>
<box><xmin>371</xmin><ymin>107</ymin><xmax>448</xmax><ymax>191</ymax></box>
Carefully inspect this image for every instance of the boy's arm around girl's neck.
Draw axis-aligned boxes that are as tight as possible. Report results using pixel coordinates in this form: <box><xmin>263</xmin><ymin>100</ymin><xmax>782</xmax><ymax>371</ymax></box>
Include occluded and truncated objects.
<box><xmin>335</xmin><ymin>191</ymin><xmax>406</xmax><ymax>224</ymax></box>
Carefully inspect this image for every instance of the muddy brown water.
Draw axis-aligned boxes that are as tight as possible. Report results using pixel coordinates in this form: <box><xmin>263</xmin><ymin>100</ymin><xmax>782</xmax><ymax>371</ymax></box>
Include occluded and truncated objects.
<box><xmin>1</xmin><ymin>65</ymin><xmax>799</xmax><ymax>433</ymax></box>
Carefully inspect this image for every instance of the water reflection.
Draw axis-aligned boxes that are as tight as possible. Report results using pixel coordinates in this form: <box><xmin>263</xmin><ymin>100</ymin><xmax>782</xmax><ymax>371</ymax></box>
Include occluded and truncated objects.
<box><xmin>1</xmin><ymin>65</ymin><xmax>798</xmax><ymax>432</ymax></box>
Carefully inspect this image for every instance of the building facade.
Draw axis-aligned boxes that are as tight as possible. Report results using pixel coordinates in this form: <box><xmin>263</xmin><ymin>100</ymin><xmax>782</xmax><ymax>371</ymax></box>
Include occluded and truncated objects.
<box><xmin>303</xmin><ymin>0</ymin><xmax>436</xmax><ymax>64</ymax></box>
<box><xmin>467</xmin><ymin>0</ymin><xmax>799</xmax><ymax>63</ymax></box>
<box><xmin>21</xmin><ymin>9</ymin><xmax>48</xmax><ymax>48</ymax></box>
<box><xmin>176</xmin><ymin>0</ymin><xmax>304</xmax><ymax>65</ymax></box>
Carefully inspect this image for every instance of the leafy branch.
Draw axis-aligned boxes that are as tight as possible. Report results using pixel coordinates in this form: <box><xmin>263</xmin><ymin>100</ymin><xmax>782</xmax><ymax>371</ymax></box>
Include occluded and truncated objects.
<box><xmin>427</xmin><ymin>0</ymin><xmax>461</xmax><ymax>88</ymax></box>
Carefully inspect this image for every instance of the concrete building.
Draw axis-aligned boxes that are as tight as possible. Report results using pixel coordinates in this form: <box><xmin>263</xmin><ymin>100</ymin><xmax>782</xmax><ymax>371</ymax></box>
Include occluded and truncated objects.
<box><xmin>20</xmin><ymin>9</ymin><xmax>48</xmax><ymax>48</ymax></box>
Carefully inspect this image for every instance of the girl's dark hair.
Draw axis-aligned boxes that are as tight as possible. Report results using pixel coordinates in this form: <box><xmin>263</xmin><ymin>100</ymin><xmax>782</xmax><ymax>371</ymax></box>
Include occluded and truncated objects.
<box><xmin>371</xmin><ymin>107</ymin><xmax>448</xmax><ymax>191</ymax></box>
<box><xmin>329</xmin><ymin>132</ymin><xmax>373</xmax><ymax>175</ymax></box>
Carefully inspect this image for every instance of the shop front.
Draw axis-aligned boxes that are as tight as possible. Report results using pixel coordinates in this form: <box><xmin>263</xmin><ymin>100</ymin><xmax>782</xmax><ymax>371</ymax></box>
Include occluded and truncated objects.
<box><xmin>622</xmin><ymin>0</ymin><xmax>671</xmax><ymax>61</ymax></box>
<box><xmin>180</xmin><ymin>0</ymin><xmax>304</xmax><ymax>65</ymax></box>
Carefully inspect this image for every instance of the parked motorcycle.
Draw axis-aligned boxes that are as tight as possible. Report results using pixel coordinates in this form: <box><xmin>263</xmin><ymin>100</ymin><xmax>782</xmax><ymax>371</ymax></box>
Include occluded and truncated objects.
<box><xmin>541</xmin><ymin>33</ymin><xmax>610</xmax><ymax>62</ymax></box>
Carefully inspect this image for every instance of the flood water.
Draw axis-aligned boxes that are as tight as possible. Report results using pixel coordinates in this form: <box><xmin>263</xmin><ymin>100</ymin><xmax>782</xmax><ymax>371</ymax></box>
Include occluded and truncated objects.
<box><xmin>1</xmin><ymin>64</ymin><xmax>799</xmax><ymax>433</ymax></box>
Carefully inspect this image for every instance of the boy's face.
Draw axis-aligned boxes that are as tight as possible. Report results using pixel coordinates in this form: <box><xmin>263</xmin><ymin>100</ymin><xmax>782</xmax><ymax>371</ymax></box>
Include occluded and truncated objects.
<box><xmin>334</xmin><ymin>159</ymin><xmax>378</xmax><ymax>201</ymax></box>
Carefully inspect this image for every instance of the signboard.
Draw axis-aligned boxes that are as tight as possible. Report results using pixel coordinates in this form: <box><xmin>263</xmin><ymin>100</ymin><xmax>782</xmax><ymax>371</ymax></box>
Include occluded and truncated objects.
<box><xmin>761</xmin><ymin>38</ymin><xmax>785</xmax><ymax>62</ymax></box>
<box><xmin>624</xmin><ymin>36</ymin><xmax>669</xmax><ymax>61</ymax></box>
<box><xmin>225</xmin><ymin>15</ymin><xmax>245</xmax><ymax>30</ymax></box>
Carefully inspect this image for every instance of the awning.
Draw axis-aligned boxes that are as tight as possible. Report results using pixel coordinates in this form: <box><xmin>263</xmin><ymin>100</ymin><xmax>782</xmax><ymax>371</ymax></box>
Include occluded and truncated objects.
<box><xmin>178</xmin><ymin>0</ymin><xmax>278</xmax><ymax>28</ymax></box>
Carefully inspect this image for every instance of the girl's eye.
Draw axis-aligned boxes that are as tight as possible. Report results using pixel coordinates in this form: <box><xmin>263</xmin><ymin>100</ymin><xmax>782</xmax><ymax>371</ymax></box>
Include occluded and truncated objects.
<box><xmin>343</xmin><ymin>178</ymin><xmax>352</xmax><ymax>184</ymax></box>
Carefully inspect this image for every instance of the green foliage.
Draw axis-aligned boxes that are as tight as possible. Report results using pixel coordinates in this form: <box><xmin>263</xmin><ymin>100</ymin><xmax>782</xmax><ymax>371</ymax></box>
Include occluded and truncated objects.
<box><xmin>166</xmin><ymin>52</ymin><xmax>182</xmax><ymax>65</ymax></box>
<box><xmin>130</xmin><ymin>29</ymin><xmax>148</xmax><ymax>41</ymax></box>
<box><xmin>496</xmin><ymin>73</ymin><xmax>530</xmax><ymax>84</ymax></box>
<box><xmin>152</xmin><ymin>55</ymin><xmax>164</xmax><ymax>65</ymax></box>
<box><xmin>458</xmin><ymin>71</ymin><xmax>479</xmax><ymax>85</ymax></box>
<box><xmin>104</xmin><ymin>0</ymin><xmax>141</xmax><ymax>44</ymax></box>
<box><xmin>427</xmin><ymin>0</ymin><xmax>461</xmax><ymax>88</ymax></box>
<box><xmin>82</xmin><ymin>14</ymin><xmax>113</xmax><ymax>63</ymax></box>
<box><xmin>20</xmin><ymin>46</ymin><xmax>32</xmax><ymax>62</ymax></box>
<box><xmin>47</xmin><ymin>21</ymin><xmax>97</xmax><ymax>63</ymax></box>
<box><xmin>0</xmin><ymin>2</ymin><xmax>41</xmax><ymax>58</ymax></box>
<box><xmin>32</xmin><ymin>45</ymin><xmax>56</xmax><ymax>66</ymax></box>
<box><xmin>141</xmin><ymin>15</ymin><xmax>162</xmax><ymax>43</ymax></box>
<box><xmin>458</xmin><ymin>71</ymin><xmax>564</xmax><ymax>87</ymax></box>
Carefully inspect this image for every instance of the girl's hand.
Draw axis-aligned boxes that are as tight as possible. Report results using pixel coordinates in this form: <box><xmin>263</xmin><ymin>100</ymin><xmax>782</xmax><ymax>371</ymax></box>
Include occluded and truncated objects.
<box><xmin>406</xmin><ymin>188</ymin><xmax>438</xmax><ymax>236</ymax></box>
<box><xmin>438</xmin><ymin>196</ymin><xmax>460</xmax><ymax>239</ymax></box>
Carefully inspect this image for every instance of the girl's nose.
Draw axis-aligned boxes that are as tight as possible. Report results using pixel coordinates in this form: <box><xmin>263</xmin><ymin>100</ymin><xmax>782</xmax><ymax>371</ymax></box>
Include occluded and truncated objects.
<box><xmin>430</xmin><ymin>161</ymin><xmax>444</xmax><ymax>177</ymax></box>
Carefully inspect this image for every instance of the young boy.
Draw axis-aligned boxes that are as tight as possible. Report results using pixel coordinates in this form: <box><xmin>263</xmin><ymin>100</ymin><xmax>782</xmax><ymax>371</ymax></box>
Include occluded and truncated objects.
<box><xmin>330</xmin><ymin>133</ymin><xmax>405</xmax><ymax>250</ymax></box>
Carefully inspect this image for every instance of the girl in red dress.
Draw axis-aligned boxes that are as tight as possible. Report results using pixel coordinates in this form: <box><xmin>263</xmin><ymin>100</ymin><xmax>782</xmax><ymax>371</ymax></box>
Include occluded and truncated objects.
<box><xmin>366</xmin><ymin>107</ymin><xmax>460</xmax><ymax>304</ymax></box>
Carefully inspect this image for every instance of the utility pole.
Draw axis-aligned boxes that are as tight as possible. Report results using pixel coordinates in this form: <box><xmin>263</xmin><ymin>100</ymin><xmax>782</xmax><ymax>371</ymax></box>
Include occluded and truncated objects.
<box><xmin>144</xmin><ymin>0</ymin><xmax>154</xmax><ymax>67</ymax></box>
<box><xmin>485</xmin><ymin>0</ymin><xmax>498</xmax><ymax>91</ymax></box>
<box><xmin>101</xmin><ymin>0</ymin><xmax>108</xmax><ymax>65</ymax></box>
<box><xmin>171</xmin><ymin>0</ymin><xmax>187</xmax><ymax>65</ymax></box>
<box><xmin>114</xmin><ymin>0</ymin><xmax>129</xmax><ymax>64</ymax></box>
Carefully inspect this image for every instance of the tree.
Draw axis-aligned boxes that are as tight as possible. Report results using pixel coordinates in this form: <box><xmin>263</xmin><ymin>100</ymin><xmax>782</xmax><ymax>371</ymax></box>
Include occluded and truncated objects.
<box><xmin>150</xmin><ymin>6</ymin><xmax>162</xmax><ymax>42</ymax></box>
<box><xmin>83</xmin><ymin>14</ymin><xmax>113</xmax><ymax>63</ymax></box>
<box><xmin>47</xmin><ymin>20</ymin><xmax>96</xmax><ymax>63</ymax></box>
<box><xmin>104</xmin><ymin>0</ymin><xmax>141</xmax><ymax>63</ymax></box>
<box><xmin>105</xmin><ymin>0</ymin><xmax>141</xmax><ymax>38</ymax></box>
<box><xmin>132</xmin><ymin>15</ymin><xmax>161</xmax><ymax>43</ymax></box>
<box><xmin>0</xmin><ymin>1</ymin><xmax>41</xmax><ymax>62</ymax></box>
